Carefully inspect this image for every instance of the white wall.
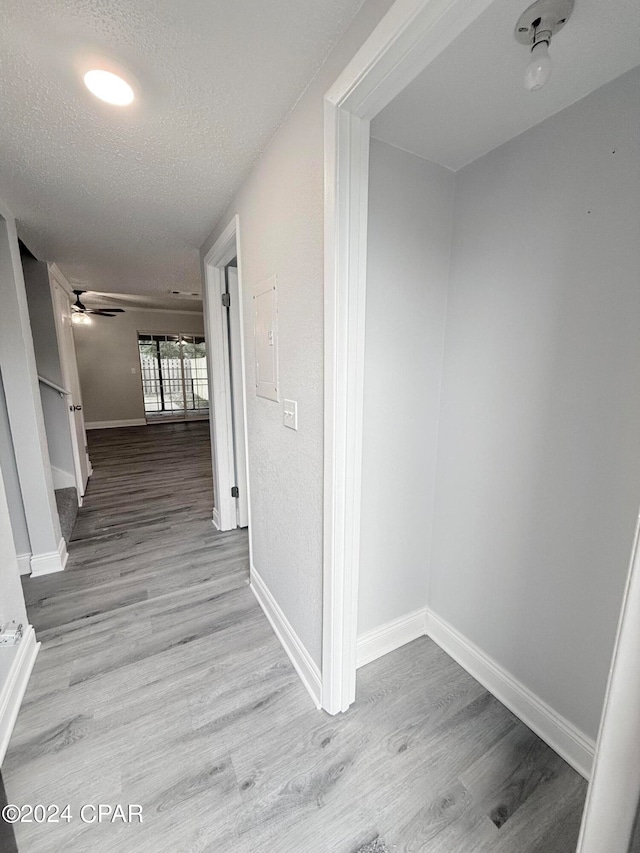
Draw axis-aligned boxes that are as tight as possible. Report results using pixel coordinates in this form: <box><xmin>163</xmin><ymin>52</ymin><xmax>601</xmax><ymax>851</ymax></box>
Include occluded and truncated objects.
<box><xmin>358</xmin><ymin>139</ymin><xmax>453</xmax><ymax>635</ymax></box>
<box><xmin>200</xmin><ymin>0</ymin><xmax>395</xmax><ymax>666</ymax></box>
<box><xmin>74</xmin><ymin>309</ymin><xmax>204</xmax><ymax>425</ymax></box>
<box><xmin>430</xmin><ymin>66</ymin><xmax>640</xmax><ymax>742</ymax></box>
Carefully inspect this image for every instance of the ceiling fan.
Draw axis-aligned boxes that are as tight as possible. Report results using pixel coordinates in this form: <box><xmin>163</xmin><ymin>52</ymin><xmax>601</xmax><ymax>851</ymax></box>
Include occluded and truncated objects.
<box><xmin>72</xmin><ymin>290</ymin><xmax>125</xmax><ymax>319</ymax></box>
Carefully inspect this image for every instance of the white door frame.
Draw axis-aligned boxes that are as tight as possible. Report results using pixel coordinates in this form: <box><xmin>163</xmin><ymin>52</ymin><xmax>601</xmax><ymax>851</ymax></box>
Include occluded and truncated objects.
<box><xmin>322</xmin><ymin>0</ymin><xmax>497</xmax><ymax>716</ymax></box>
<box><xmin>203</xmin><ymin>215</ymin><xmax>252</xmax><ymax>539</ymax></box>
<box><xmin>322</xmin><ymin>0</ymin><xmax>640</xmax><ymax>848</ymax></box>
<box><xmin>48</xmin><ymin>266</ymin><xmax>91</xmax><ymax>496</ymax></box>
<box><xmin>576</xmin><ymin>510</ymin><xmax>640</xmax><ymax>852</ymax></box>
<box><xmin>226</xmin><ymin>266</ymin><xmax>250</xmax><ymax>528</ymax></box>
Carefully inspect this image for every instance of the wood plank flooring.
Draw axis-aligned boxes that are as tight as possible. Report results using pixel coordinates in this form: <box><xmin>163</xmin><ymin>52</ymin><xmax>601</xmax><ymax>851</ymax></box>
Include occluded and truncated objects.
<box><xmin>3</xmin><ymin>422</ymin><xmax>587</xmax><ymax>852</ymax></box>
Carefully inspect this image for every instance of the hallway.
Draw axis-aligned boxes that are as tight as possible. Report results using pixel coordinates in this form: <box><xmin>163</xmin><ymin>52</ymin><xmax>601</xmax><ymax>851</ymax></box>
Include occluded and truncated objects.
<box><xmin>4</xmin><ymin>424</ymin><xmax>586</xmax><ymax>852</ymax></box>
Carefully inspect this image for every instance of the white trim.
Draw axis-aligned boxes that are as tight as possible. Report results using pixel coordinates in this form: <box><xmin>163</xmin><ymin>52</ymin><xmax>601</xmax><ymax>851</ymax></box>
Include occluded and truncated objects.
<box><xmin>51</xmin><ymin>465</ymin><xmax>76</xmax><ymax>490</ymax></box>
<box><xmin>425</xmin><ymin>610</ymin><xmax>595</xmax><ymax>780</ymax></box>
<box><xmin>251</xmin><ymin>566</ymin><xmax>322</xmax><ymax>709</ymax></box>
<box><xmin>211</xmin><ymin>507</ymin><xmax>221</xmax><ymax>531</ymax></box>
<box><xmin>202</xmin><ymin>216</ymin><xmax>252</xmax><ymax>554</ymax></box>
<box><xmin>354</xmin><ymin>605</ymin><xmax>595</xmax><ymax>777</ymax></box>
<box><xmin>357</xmin><ymin>608</ymin><xmax>428</xmax><ymax>668</ymax></box>
<box><xmin>30</xmin><ymin>537</ymin><xmax>68</xmax><ymax>576</ymax></box>
<box><xmin>85</xmin><ymin>418</ymin><xmax>147</xmax><ymax>430</ymax></box>
<box><xmin>16</xmin><ymin>553</ymin><xmax>31</xmax><ymax>576</ymax></box>
<box><xmin>0</xmin><ymin>626</ymin><xmax>40</xmax><ymax>765</ymax></box>
<box><xmin>48</xmin><ymin>271</ymin><xmax>91</xmax><ymax>495</ymax></box>
<box><xmin>577</xmin><ymin>513</ymin><xmax>640</xmax><ymax>851</ymax></box>
<box><xmin>326</xmin><ymin>0</ymin><xmax>495</xmax><ymax>119</ymax></box>
<box><xmin>227</xmin><ymin>267</ymin><xmax>250</xmax><ymax>527</ymax></box>
<box><xmin>322</xmin><ymin>105</ymin><xmax>371</xmax><ymax>714</ymax></box>
<box><xmin>322</xmin><ymin>0</ymin><xmax>496</xmax><ymax>717</ymax></box>
<box><xmin>203</xmin><ymin>218</ymin><xmax>239</xmax><ymax>532</ymax></box>
<box><xmin>48</xmin><ymin>263</ymin><xmax>74</xmax><ymax>295</ymax></box>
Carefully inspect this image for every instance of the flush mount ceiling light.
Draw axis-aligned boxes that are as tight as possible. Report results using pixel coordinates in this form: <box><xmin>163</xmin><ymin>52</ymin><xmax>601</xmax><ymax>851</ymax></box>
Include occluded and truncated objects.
<box><xmin>515</xmin><ymin>0</ymin><xmax>574</xmax><ymax>91</ymax></box>
<box><xmin>83</xmin><ymin>69</ymin><xmax>135</xmax><ymax>106</ymax></box>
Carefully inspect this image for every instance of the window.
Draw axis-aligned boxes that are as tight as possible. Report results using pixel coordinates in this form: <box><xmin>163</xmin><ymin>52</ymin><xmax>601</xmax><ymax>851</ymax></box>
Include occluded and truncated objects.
<box><xmin>138</xmin><ymin>333</ymin><xmax>208</xmax><ymax>419</ymax></box>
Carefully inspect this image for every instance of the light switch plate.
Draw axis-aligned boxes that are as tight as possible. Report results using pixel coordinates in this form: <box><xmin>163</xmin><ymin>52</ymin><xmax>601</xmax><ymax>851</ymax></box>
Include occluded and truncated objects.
<box><xmin>284</xmin><ymin>399</ymin><xmax>298</xmax><ymax>430</ymax></box>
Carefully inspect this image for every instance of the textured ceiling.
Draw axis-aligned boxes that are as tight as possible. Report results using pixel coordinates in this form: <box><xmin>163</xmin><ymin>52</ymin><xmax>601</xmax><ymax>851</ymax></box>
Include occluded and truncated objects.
<box><xmin>0</xmin><ymin>0</ymin><xmax>365</xmax><ymax>295</ymax></box>
<box><xmin>372</xmin><ymin>0</ymin><xmax>640</xmax><ymax>170</ymax></box>
<box><xmin>81</xmin><ymin>291</ymin><xmax>203</xmax><ymax>313</ymax></box>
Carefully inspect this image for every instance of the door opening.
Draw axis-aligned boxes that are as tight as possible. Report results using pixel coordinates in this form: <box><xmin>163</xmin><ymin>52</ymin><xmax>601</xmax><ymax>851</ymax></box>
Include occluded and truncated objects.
<box><xmin>202</xmin><ymin>215</ymin><xmax>251</xmax><ymax>537</ymax></box>
<box><xmin>225</xmin><ymin>261</ymin><xmax>249</xmax><ymax>529</ymax></box>
<box><xmin>50</xmin><ymin>273</ymin><xmax>91</xmax><ymax>495</ymax></box>
<box><xmin>138</xmin><ymin>332</ymin><xmax>209</xmax><ymax>422</ymax></box>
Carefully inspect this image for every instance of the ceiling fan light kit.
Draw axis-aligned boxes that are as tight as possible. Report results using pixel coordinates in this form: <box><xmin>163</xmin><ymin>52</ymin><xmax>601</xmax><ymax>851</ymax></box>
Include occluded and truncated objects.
<box><xmin>72</xmin><ymin>289</ymin><xmax>125</xmax><ymax>319</ymax></box>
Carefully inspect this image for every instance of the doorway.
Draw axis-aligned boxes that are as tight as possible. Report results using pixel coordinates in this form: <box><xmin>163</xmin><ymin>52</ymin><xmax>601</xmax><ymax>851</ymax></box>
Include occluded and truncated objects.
<box><xmin>49</xmin><ymin>272</ymin><xmax>91</xmax><ymax>497</ymax></box>
<box><xmin>138</xmin><ymin>332</ymin><xmax>209</xmax><ymax>421</ymax></box>
<box><xmin>322</xmin><ymin>0</ymin><xmax>640</xmax><ymax>850</ymax></box>
<box><xmin>203</xmin><ymin>216</ymin><xmax>251</xmax><ymax>536</ymax></box>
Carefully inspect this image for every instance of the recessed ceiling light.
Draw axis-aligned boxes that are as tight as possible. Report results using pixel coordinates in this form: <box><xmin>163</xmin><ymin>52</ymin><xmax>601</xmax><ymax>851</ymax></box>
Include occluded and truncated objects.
<box><xmin>83</xmin><ymin>69</ymin><xmax>134</xmax><ymax>106</ymax></box>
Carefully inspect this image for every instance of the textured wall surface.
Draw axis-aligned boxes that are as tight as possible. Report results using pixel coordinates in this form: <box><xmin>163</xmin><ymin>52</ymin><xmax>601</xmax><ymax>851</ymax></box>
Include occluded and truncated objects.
<box><xmin>74</xmin><ymin>309</ymin><xmax>204</xmax><ymax>424</ymax></box>
<box><xmin>430</xmin><ymin>67</ymin><xmax>640</xmax><ymax>741</ymax></box>
<box><xmin>0</xmin><ymin>373</ymin><xmax>30</xmax><ymax>558</ymax></box>
<box><xmin>358</xmin><ymin>140</ymin><xmax>453</xmax><ymax>636</ymax></box>
<box><xmin>0</xmin><ymin>0</ymin><xmax>367</xmax><ymax>295</ymax></box>
<box><xmin>201</xmin><ymin>0</ymin><xmax>395</xmax><ymax>666</ymax></box>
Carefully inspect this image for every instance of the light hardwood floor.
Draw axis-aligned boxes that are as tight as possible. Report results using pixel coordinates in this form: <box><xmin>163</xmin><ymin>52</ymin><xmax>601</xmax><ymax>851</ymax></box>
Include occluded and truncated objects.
<box><xmin>4</xmin><ymin>422</ymin><xmax>587</xmax><ymax>852</ymax></box>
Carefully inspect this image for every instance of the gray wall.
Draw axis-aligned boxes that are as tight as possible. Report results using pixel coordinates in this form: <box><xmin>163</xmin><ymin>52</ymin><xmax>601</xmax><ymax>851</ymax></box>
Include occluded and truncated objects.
<box><xmin>23</xmin><ymin>257</ymin><xmax>76</xmax><ymax>484</ymax></box>
<box><xmin>0</xmin><ymin>215</ymin><xmax>61</xmax><ymax>560</ymax></box>
<box><xmin>22</xmin><ymin>257</ymin><xmax>64</xmax><ymax>388</ymax></box>
<box><xmin>0</xmin><ymin>462</ymin><xmax>27</xmax><ymax>628</ymax></box>
<box><xmin>358</xmin><ymin>139</ymin><xmax>453</xmax><ymax>635</ymax></box>
<box><xmin>630</xmin><ymin>798</ymin><xmax>640</xmax><ymax>853</ymax></box>
<box><xmin>200</xmin><ymin>0</ymin><xmax>395</xmax><ymax>667</ymax></box>
<box><xmin>74</xmin><ymin>310</ymin><xmax>204</xmax><ymax>425</ymax></box>
<box><xmin>0</xmin><ymin>372</ymin><xmax>29</xmax><ymax>558</ymax></box>
<box><xmin>430</xmin><ymin>67</ymin><xmax>640</xmax><ymax>741</ymax></box>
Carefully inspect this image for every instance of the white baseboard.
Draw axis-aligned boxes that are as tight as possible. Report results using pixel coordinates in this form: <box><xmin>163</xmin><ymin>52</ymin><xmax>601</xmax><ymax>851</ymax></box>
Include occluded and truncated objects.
<box><xmin>0</xmin><ymin>625</ymin><xmax>40</xmax><ymax>765</ymax></box>
<box><xmin>30</xmin><ymin>537</ymin><xmax>68</xmax><ymax>577</ymax></box>
<box><xmin>211</xmin><ymin>507</ymin><xmax>221</xmax><ymax>530</ymax></box>
<box><xmin>16</xmin><ymin>553</ymin><xmax>32</xmax><ymax>576</ymax></box>
<box><xmin>352</xmin><ymin>605</ymin><xmax>595</xmax><ymax>779</ymax></box>
<box><xmin>51</xmin><ymin>465</ymin><xmax>76</xmax><ymax>490</ymax></box>
<box><xmin>85</xmin><ymin>418</ymin><xmax>147</xmax><ymax>430</ymax></box>
<box><xmin>357</xmin><ymin>608</ymin><xmax>428</xmax><ymax>668</ymax></box>
<box><xmin>250</xmin><ymin>566</ymin><xmax>322</xmax><ymax>709</ymax></box>
<box><xmin>425</xmin><ymin>610</ymin><xmax>595</xmax><ymax>780</ymax></box>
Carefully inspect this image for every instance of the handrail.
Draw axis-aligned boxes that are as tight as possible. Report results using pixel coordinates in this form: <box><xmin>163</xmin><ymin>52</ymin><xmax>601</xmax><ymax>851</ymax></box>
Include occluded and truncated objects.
<box><xmin>38</xmin><ymin>375</ymin><xmax>71</xmax><ymax>396</ymax></box>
